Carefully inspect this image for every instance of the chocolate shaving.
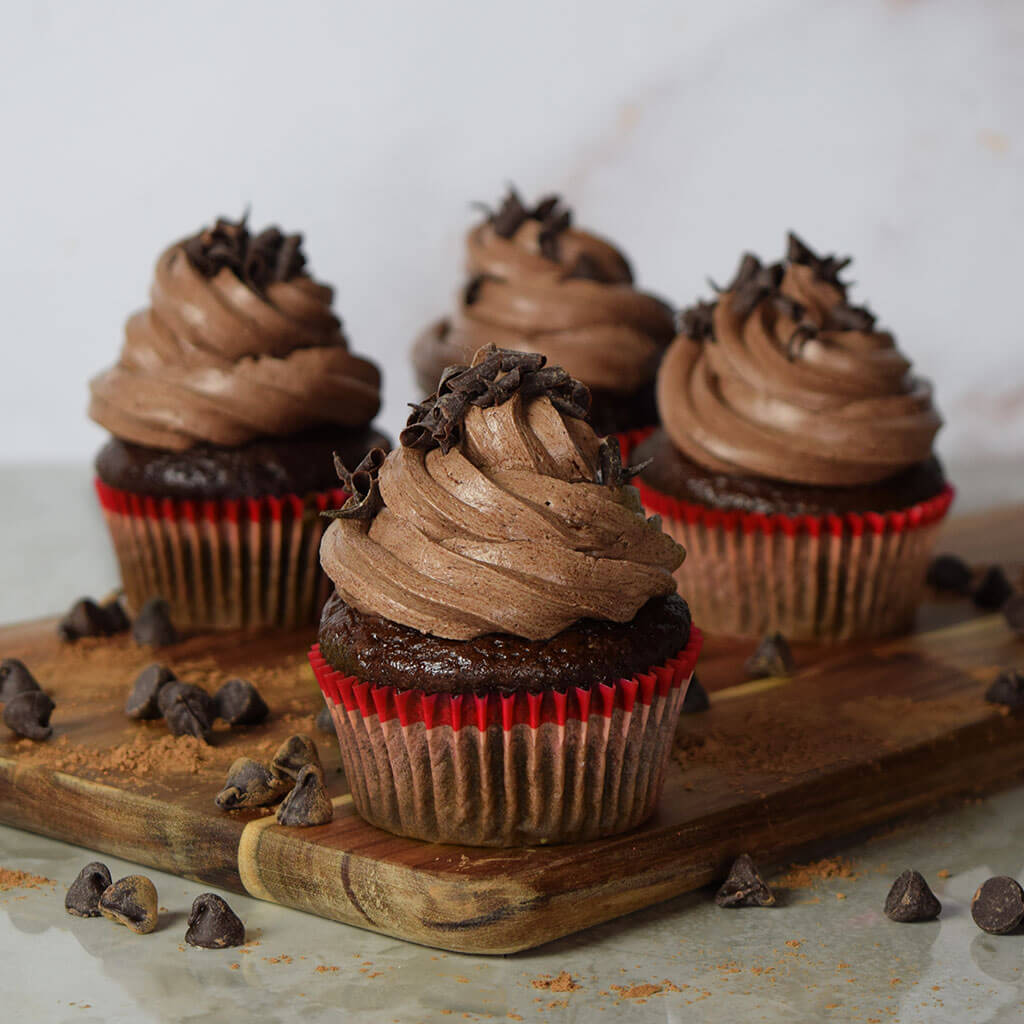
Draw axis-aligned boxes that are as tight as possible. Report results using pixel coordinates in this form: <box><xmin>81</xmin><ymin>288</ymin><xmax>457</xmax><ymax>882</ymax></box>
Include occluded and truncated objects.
<box><xmin>729</xmin><ymin>254</ymin><xmax>784</xmax><ymax>320</ymax></box>
<box><xmin>786</xmin><ymin>231</ymin><xmax>851</xmax><ymax>288</ymax></box>
<box><xmin>490</xmin><ymin>188</ymin><xmax>531</xmax><ymax>237</ymax></box>
<box><xmin>483</xmin><ymin>188</ymin><xmax>573</xmax><ymax>260</ymax></box>
<box><xmin>462</xmin><ymin>274</ymin><xmax>490</xmax><ymax>307</ymax></box>
<box><xmin>182</xmin><ymin>214</ymin><xmax>307</xmax><ymax>292</ymax></box>
<box><xmin>594</xmin><ymin>436</ymin><xmax>651</xmax><ymax>488</ymax></box>
<box><xmin>323</xmin><ymin>448</ymin><xmax>387</xmax><ymax>521</ymax></box>
<box><xmin>679</xmin><ymin>300</ymin><xmax>717</xmax><ymax>342</ymax></box>
<box><xmin>825</xmin><ymin>303</ymin><xmax>877</xmax><ymax>332</ymax></box>
<box><xmin>564</xmin><ymin>252</ymin><xmax>607</xmax><ymax>282</ymax></box>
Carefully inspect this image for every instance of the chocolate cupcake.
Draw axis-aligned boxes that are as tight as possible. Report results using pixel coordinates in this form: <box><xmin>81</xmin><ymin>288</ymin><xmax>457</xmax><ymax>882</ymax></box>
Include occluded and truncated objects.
<box><xmin>310</xmin><ymin>345</ymin><xmax>701</xmax><ymax>846</ymax></box>
<box><xmin>635</xmin><ymin>234</ymin><xmax>953</xmax><ymax>642</ymax></box>
<box><xmin>89</xmin><ymin>215</ymin><xmax>390</xmax><ymax>631</ymax></box>
<box><xmin>410</xmin><ymin>188</ymin><xmax>675</xmax><ymax>446</ymax></box>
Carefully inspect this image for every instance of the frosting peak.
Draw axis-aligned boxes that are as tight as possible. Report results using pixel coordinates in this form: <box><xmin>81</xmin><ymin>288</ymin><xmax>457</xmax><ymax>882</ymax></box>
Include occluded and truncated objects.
<box><xmin>89</xmin><ymin>215</ymin><xmax>382</xmax><ymax>451</ymax></box>
<box><xmin>320</xmin><ymin>346</ymin><xmax>683</xmax><ymax>641</ymax></box>
<box><xmin>658</xmin><ymin>234</ymin><xmax>942</xmax><ymax>487</ymax></box>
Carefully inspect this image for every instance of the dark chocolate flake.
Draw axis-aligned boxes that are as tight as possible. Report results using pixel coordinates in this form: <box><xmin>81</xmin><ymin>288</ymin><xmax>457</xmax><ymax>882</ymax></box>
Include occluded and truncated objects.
<box><xmin>3</xmin><ymin>690</ymin><xmax>54</xmax><ymax>740</ymax></box>
<box><xmin>985</xmin><ymin>669</ymin><xmax>1024</xmax><ymax>709</ymax></box>
<box><xmin>185</xmin><ymin>893</ymin><xmax>246</xmax><ymax>949</ymax></box>
<box><xmin>99</xmin><ymin>875</ymin><xmax>158</xmax><ymax>934</ymax></box>
<box><xmin>276</xmin><ymin>764</ymin><xmax>333</xmax><ymax>827</ymax></box>
<box><xmin>715</xmin><ymin>854</ymin><xmax>775</xmax><ymax>908</ymax></box>
<box><xmin>489</xmin><ymin>188</ymin><xmax>530</xmax><ymax>237</ymax></box>
<box><xmin>744</xmin><ymin>632</ymin><xmax>795</xmax><ymax>678</ymax></box>
<box><xmin>786</xmin><ymin>231</ymin><xmax>852</xmax><ymax>289</ymax></box>
<box><xmin>158</xmin><ymin>682</ymin><xmax>215</xmax><ymax>742</ymax></box>
<box><xmin>65</xmin><ymin>862</ymin><xmax>112</xmax><ymax>918</ymax></box>
<box><xmin>682</xmin><ymin>673</ymin><xmax>710</xmax><ymax>713</ymax></box>
<box><xmin>825</xmin><ymin>303</ymin><xmax>877</xmax><ymax>332</ymax></box>
<box><xmin>0</xmin><ymin>658</ymin><xmax>41</xmax><ymax>702</ymax></box>
<box><xmin>215</xmin><ymin>678</ymin><xmax>269</xmax><ymax>726</ymax></box>
<box><xmin>132</xmin><ymin>598</ymin><xmax>179</xmax><ymax>647</ymax></box>
<box><xmin>971</xmin><ymin>876</ymin><xmax>1024</xmax><ymax>935</ymax></box>
<box><xmin>125</xmin><ymin>664</ymin><xmax>177</xmax><ymax>720</ymax></box>
<box><xmin>973</xmin><ymin>566</ymin><xmax>1014</xmax><ymax>611</ymax></box>
<box><xmin>884</xmin><ymin>870</ymin><xmax>942</xmax><ymax>922</ymax></box>
<box><xmin>926</xmin><ymin>553</ymin><xmax>972</xmax><ymax>595</ymax></box>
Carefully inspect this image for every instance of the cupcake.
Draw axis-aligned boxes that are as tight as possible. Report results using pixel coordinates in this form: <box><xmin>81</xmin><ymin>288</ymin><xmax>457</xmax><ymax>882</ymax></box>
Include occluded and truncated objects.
<box><xmin>311</xmin><ymin>345</ymin><xmax>701</xmax><ymax>846</ymax></box>
<box><xmin>89</xmin><ymin>215</ymin><xmax>390</xmax><ymax>631</ymax></box>
<box><xmin>635</xmin><ymin>233</ymin><xmax>952</xmax><ymax>642</ymax></box>
<box><xmin>410</xmin><ymin>188</ymin><xmax>675</xmax><ymax>447</ymax></box>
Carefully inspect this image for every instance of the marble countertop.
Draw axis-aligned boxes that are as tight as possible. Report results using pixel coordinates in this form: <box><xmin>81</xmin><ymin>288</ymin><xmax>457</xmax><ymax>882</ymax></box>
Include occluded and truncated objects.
<box><xmin>1</xmin><ymin>461</ymin><xmax>1023</xmax><ymax>1023</ymax></box>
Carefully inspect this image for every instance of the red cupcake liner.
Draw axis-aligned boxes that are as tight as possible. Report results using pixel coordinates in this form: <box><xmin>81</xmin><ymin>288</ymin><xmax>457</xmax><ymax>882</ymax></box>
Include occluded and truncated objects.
<box><xmin>95</xmin><ymin>479</ymin><xmax>347</xmax><ymax>631</ymax></box>
<box><xmin>310</xmin><ymin>626</ymin><xmax>703</xmax><ymax>847</ymax></box>
<box><xmin>638</xmin><ymin>479</ymin><xmax>954</xmax><ymax>642</ymax></box>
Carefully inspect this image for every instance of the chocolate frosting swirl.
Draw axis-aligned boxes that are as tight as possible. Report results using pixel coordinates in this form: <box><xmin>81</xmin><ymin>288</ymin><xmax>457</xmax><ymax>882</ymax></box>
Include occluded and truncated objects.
<box><xmin>320</xmin><ymin>347</ymin><xmax>683</xmax><ymax>641</ymax></box>
<box><xmin>411</xmin><ymin>189</ymin><xmax>675</xmax><ymax>395</ymax></box>
<box><xmin>89</xmin><ymin>216</ymin><xmax>382</xmax><ymax>451</ymax></box>
<box><xmin>658</xmin><ymin>234</ymin><xmax>942</xmax><ymax>487</ymax></box>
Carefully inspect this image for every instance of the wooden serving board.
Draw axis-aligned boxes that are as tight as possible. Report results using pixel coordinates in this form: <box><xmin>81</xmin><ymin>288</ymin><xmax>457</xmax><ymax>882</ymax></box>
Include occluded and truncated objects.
<box><xmin>1</xmin><ymin>504</ymin><xmax>1022</xmax><ymax>954</ymax></box>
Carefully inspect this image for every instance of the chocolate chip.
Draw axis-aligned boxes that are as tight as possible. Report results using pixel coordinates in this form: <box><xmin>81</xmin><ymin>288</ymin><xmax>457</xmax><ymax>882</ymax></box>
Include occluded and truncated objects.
<box><xmin>185</xmin><ymin>893</ymin><xmax>246</xmax><ymax>949</ymax></box>
<box><xmin>925</xmin><ymin>553</ymin><xmax>972</xmax><ymax>595</ymax></box>
<box><xmin>157</xmin><ymin>682</ymin><xmax>215</xmax><ymax>742</ymax></box>
<box><xmin>971</xmin><ymin>876</ymin><xmax>1024</xmax><ymax>935</ymax></box>
<box><xmin>100</xmin><ymin>596</ymin><xmax>131</xmax><ymax>634</ymax></box>
<box><xmin>315</xmin><ymin>705</ymin><xmax>334</xmax><ymax>734</ymax></box>
<box><xmin>3</xmin><ymin>690</ymin><xmax>54</xmax><ymax>740</ymax></box>
<box><xmin>215</xmin><ymin>757</ymin><xmax>291</xmax><ymax>810</ymax></box>
<box><xmin>99</xmin><ymin>875</ymin><xmax>159</xmax><ymax>934</ymax></box>
<box><xmin>0</xmin><ymin>658</ymin><xmax>41</xmax><ymax>702</ymax></box>
<box><xmin>132</xmin><ymin>598</ymin><xmax>178</xmax><ymax>647</ymax></box>
<box><xmin>974</xmin><ymin>566</ymin><xmax>1014</xmax><ymax>611</ymax></box>
<box><xmin>1004</xmin><ymin>594</ymin><xmax>1024</xmax><ymax>637</ymax></box>
<box><xmin>985</xmin><ymin>670</ymin><xmax>1024</xmax><ymax>709</ymax></box>
<box><xmin>65</xmin><ymin>862</ymin><xmax>112</xmax><ymax>918</ymax></box>
<box><xmin>58</xmin><ymin>598</ymin><xmax>112</xmax><ymax>642</ymax></box>
<box><xmin>215</xmin><ymin>678</ymin><xmax>269</xmax><ymax>726</ymax></box>
<box><xmin>884</xmin><ymin>870</ymin><xmax>942</xmax><ymax>922</ymax></box>
<box><xmin>682</xmin><ymin>673</ymin><xmax>710</xmax><ymax>713</ymax></box>
<box><xmin>715</xmin><ymin>854</ymin><xmax>775</xmax><ymax>908</ymax></box>
<box><xmin>125</xmin><ymin>664</ymin><xmax>177</xmax><ymax>720</ymax></box>
<box><xmin>270</xmin><ymin>734</ymin><xmax>322</xmax><ymax>783</ymax></box>
<box><xmin>744</xmin><ymin>632</ymin><xmax>795</xmax><ymax>678</ymax></box>
<box><xmin>276</xmin><ymin>764</ymin><xmax>333</xmax><ymax>827</ymax></box>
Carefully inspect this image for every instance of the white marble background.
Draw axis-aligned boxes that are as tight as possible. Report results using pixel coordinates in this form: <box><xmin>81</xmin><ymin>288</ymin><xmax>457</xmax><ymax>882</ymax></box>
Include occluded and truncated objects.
<box><xmin>1</xmin><ymin>0</ymin><xmax>1021</xmax><ymax>463</ymax></box>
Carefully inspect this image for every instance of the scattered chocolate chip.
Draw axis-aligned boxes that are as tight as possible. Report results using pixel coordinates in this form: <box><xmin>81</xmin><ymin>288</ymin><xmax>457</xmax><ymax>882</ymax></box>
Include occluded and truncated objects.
<box><xmin>157</xmin><ymin>682</ymin><xmax>215</xmax><ymax>742</ymax></box>
<box><xmin>185</xmin><ymin>893</ymin><xmax>246</xmax><ymax>949</ymax></box>
<box><xmin>974</xmin><ymin>567</ymin><xmax>1014</xmax><ymax>611</ymax></box>
<box><xmin>124</xmin><ymin>664</ymin><xmax>177</xmax><ymax>720</ymax></box>
<box><xmin>3</xmin><ymin>690</ymin><xmax>54</xmax><ymax>740</ymax></box>
<box><xmin>215</xmin><ymin>757</ymin><xmax>292</xmax><ymax>810</ymax></box>
<box><xmin>100</xmin><ymin>595</ymin><xmax>131</xmax><ymax>634</ymax></box>
<box><xmin>215</xmin><ymin>678</ymin><xmax>269</xmax><ymax>726</ymax></box>
<box><xmin>884</xmin><ymin>870</ymin><xmax>942</xmax><ymax>922</ymax></box>
<box><xmin>58</xmin><ymin>598</ymin><xmax>114</xmax><ymax>642</ymax></box>
<box><xmin>65</xmin><ymin>862</ymin><xmax>112</xmax><ymax>918</ymax></box>
<box><xmin>271</xmin><ymin>734</ymin><xmax>322</xmax><ymax>783</ymax></box>
<box><xmin>0</xmin><ymin>658</ymin><xmax>41</xmax><ymax>702</ymax></box>
<box><xmin>744</xmin><ymin>632</ymin><xmax>795</xmax><ymax>679</ymax></box>
<box><xmin>276</xmin><ymin>764</ymin><xmax>333</xmax><ymax>827</ymax></box>
<box><xmin>99</xmin><ymin>875</ymin><xmax>158</xmax><ymax>934</ymax></box>
<box><xmin>971</xmin><ymin>876</ymin><xmax>1024</xmax><ymax>935</ymax></box>
<box><xmin>1003</xmin><ymin>594</ymin><xmax>1024</xmax><ymax>637</ymax></box>
<box><xmin>715</xmin><ymin>854</ymin><xmax>775</xmax><ymax>908</ymax></box>
<box><xmin>315</xmin><ymin>705</ymin><xmax>334</xmax><ymax>734</ymax></box>
<box><xmin>985</xmin><ymin>670</ymin><xmax>1024</xmax><ymax>709</ymax></box>
<box><xmin>682</xmin><ymin>673</ymin><xmax>710</xmax><ymax>713</ymax></box>
<box><xmin>926</xmin><ymin>553</ymin><xmax>973</xmax><ymax>595</ymax></box>
<box><xmin>132</xmin><ymin>598</ymin><xmax>178</xmax><ymax>647</ymax></box>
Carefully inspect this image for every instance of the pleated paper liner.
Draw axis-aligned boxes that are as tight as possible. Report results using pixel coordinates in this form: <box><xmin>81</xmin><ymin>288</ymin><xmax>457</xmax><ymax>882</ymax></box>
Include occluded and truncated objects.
<box><xmin>310</xmin><ymin>626</ymin><xmax>703</xmax><ymax>847</ymax></box>
<box><xmin>638</xmin><ymin>480</ymin><xmax>954</xmax><ymax>642</ymax></box>
<box><xmin>94</xmin><ymin>480</ymin><xmax>348</xmax><ymax>631</ymax></box>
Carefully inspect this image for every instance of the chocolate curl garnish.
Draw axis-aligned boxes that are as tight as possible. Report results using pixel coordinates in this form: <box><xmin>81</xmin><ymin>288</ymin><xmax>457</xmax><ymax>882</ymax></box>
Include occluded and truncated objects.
<box><xmin>825</xmin><ymin>303</ymin><xmax>877</xmax><ymax>331</ymax></box>
<box><xmin>594</xmin><ymin>436</ymin><xmax>652</xmax><ymax>488</ymax></box>
<box><xmin>680</xmin><ymin>300</ymin><xmax>717</xmax><ymax>342</ymax></box>
<box><xmin>729</xmin><ymin>253</ymin><xmax>784</xmax><ymax>319</ymax></box>
<box><xmin>401</xmin><ymin>345</ymin><xmax>592</xmax><ymax>454</ymax></box>
<box><xmin>182</xmin><ymin>214</ymin><xmax>308</xmax><ymax>291</ymax></box>
<box><xmin>786</xmin><ymin>231</ymin><xmax>851</xmax><ymax>289</ymax></box>
<box><xmin>323</xmin><ymin>447</ymin><xmax>387</xmax><ymax>520</ymax></box>
<box><xmin>483</xmin><ymin>188</ymin><xmax>574</xmax><ymax>261</ymax></box>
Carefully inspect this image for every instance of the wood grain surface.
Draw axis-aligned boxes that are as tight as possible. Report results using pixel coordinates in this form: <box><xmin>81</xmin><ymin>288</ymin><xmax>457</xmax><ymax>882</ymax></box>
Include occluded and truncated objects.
<box><xmin>1</xmin><ymin>505</ymin><xmax>1022</xmax><ymax>953</ymax></box>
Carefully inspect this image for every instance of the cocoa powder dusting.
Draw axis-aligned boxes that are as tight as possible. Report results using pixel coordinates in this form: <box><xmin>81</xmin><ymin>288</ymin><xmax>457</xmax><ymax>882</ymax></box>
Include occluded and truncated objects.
<box><xmin>0</xmin><ymin>867</ymin><xmax>55</xmax><ymax>892</ymax></box>
<box><xmin>531</xmin><ymin>971</ymin><xmax>581</xmax><ymax>993</ymax></box>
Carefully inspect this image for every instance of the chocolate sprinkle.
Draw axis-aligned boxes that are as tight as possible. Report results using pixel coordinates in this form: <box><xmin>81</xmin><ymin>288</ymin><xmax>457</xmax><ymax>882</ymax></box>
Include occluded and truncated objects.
<box><xmin>215</xmin><ymin>678</ymin><xmax>269</xmax><ymax>727</ymax></box>
<box><xmin>926</xmin><ymin>553</ymin><xmax>972</xmax><ymax>595</ymax></box>
<box><xmin>884</xmin><ymin>870</ymin><xmax>942</xmax><ymax>922</ymax></box>
<box><xmin>157</xmin><ymin>682</ymin><xmax>216</xmax><ymax>743</ymax></box>
<box><xmin>973</xmin><ymin>566</ymin><xmax>1014</xmax><ymax>611</ymax></box>
<box><xmin>124</xmin><ymin>664</ymin><xmax>177</xmax><ymax>720</ymax></box>
<box><xmin>715</xmin><ymin>854</ymin><xmax>776</xmax><ymax>908</ymax></box>
<box><xmin>681</xmin><ymin>673</ymin><xmax>710</xmax><ymax>713</ymax></box>
<box><xmin>185</xmin><ymin>893</ymin><xmax>246</xmax><ymax>949</ymax></box>
<box><xmin>182</xmin><ymin>215</ymin><xmax>307</xmax><ymax>292</ymax></box>
<box><xmin>65</xmin><ymin>862</ymin><xmax>113</xmax><ymax>918</ymax></box>
<box><xmin>0</xmin><ymin>658</ymin><xmax>41</xmax><ymax>702</ymax></box>
<box><xmin>971</xmin><ymin>876</ymin><xmax>1024</xmax><ymax>935</ymax></box>
<box><xmin>985</xmin><ymin>669</ymin><xmax>1024</xmax><ymax>709</ymax></box>
<box><xmin>132</xmin><ymin>598</ymin><xmax>179</xmax><ymax>648</ymax></box>
<box><xmin>744</xmin><ymin>632</ymin><xmax>795</xmax><ymax>679</ymax></box>
<box><xmin>276</xmin><ymin>764</ymin><xmax>333</xmax><ymax>827</ymax></box>
<box><xmin>3</xmin><ymin>690</ymin><xmax>54</xmax><ymax>741</ymax></box>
